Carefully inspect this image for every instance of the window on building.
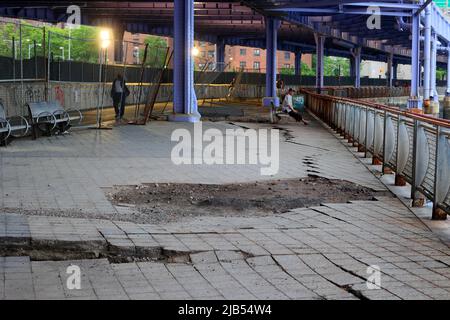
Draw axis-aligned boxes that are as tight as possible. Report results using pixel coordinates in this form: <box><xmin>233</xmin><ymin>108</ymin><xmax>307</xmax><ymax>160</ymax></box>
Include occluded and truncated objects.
<box><xmin>253</xmin><ymin>61</ymin><xmax>260</xmax><ymax>70</ymax></box>
<box><xmin>199</xmin><ymin>41</ymin><xmax>206</xmax><ymax>47</ymax></box>
<box><xmin>284</xmin><ymin>64</ymin><xmax>291</xmax><ymax>69</ymax></box>
<box><xmin>284</xmin><ymin>52</ymin><xmax>291</xmax><ymax>60</ymax></box>
<box><xmin>254</xmin><ymin>49</ymin><xmax>260</xmax><ymax>56</ymax></box>
<box><xmin>240</xmin><ymin>61</ymin><xmax>246</xmax><ymax>69</ymax></box>
<box><xmin>208</xmin><ymin>50</ymin><xmax>215</xmax><ymax>58</ymax></box>
<box><xmin>240</xmin><ymin>48</ymin><xmax>247</xmax><ymax>56</ymax></box>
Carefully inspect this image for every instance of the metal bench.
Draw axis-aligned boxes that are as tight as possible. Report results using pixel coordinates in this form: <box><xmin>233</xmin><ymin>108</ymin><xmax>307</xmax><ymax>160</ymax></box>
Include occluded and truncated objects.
<box><xmin>27</xmin><ymin>101</ymin><xmax>83</xmax><ymax>139</ymax></box>
<box><xmin>0</xmin><ymin>102</ymin><xmax>30</xmax><ymax>146</ymax></box>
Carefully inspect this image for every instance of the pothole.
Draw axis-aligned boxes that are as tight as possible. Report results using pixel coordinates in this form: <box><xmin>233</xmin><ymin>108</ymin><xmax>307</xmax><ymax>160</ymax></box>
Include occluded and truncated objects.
<box><xmin>105</xmin><ymin>176</ymin><xmax>393</xmax><ymax>224</ymax></box>
<box><xmin>0</xmin><ymin>242</ymin><xmax>192</xmax><ymax>264</ymax></box>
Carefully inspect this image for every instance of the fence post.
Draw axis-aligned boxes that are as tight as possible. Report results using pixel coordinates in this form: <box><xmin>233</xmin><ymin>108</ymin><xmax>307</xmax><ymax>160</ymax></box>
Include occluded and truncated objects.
<box><xmin>411</xmin><ymin>119</ymin><xmax>426</xmax><ymax>207</ymax></box>
<box><xmin>381</xmin><ymin>110</ymin><xmax>392</xmax><ymax>174</ymax></box>
<box><xmin>12</xmin><ymin>36</ymin><xmax>16</xmax><ymax>81</ymax></box>
<box><xmin>364</xmin><ymin>107</ymin><xmax>370</xmax><ymax>156</ymax></box>
<box><xmin>395</xmin><ymin>115</ymin><xmax>407</xmax><ymax>186</ymax></box>
<box><xmin>433</xmin><ymin>126</ymin><xmax>448</xmax><ymax>220</ymax></box>
<box><xmin>372</xmin><ymin>111</ymin><xmax>383</xmax><ymax>165</ymax></box>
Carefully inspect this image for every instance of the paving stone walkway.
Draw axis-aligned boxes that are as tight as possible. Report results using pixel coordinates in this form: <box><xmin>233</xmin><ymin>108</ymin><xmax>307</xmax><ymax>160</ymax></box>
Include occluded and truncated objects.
<box><xmin>1</xmin><ymin>196</ymin><xmax>450</xmax><ymax>300</ymax></box>
<box><xmin>0</xmin><ymin>116</ymin><xmax>384</xmax><ymax>216</ymax></box>
<box><xmin>1</xmin><ymin>114</ymin><xmax>449</xmax><ymax>300</ymax></box>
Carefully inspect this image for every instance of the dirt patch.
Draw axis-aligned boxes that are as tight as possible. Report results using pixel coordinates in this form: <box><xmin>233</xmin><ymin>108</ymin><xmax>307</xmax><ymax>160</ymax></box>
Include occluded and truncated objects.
<box><xmin>106</xmin><ymin>176</ymin><xmax>392</xmax><ymax>224</ymax></box>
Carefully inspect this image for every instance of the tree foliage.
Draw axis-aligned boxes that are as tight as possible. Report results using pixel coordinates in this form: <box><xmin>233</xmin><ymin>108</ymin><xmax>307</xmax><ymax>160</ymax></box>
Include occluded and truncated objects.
<box><xmin>140</xmin><ymin>35</ymin><xmax>169</xmax><ymax>67</ymax></box>
<box><xmin>280</xmin><ymin>55</ymin><xmax>351</xmax><ymax>77</ymax></box>
<box><xmin>0</xmin><ymin>20</ymin><xmax>102</xmax><ymax>63</ymax></box>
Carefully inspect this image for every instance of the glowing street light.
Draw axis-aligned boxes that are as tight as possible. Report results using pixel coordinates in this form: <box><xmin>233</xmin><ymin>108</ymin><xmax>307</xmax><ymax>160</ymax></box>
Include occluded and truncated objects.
<box><xmin>100</xmin><ymin>29</ymin><xmax>111</xmax><ymax>49</ymax></box>
<box><xmin>191</xmin><ymin>46</ymin><xmax>199</xmax><ymax>57</ymax></box>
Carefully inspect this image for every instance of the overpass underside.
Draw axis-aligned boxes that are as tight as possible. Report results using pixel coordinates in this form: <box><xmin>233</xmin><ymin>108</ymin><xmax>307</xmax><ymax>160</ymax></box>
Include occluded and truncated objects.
<box><xmin>1</xmin><ymin>1</ymin><xmax>450</xmax><ymax>119</ymax></box>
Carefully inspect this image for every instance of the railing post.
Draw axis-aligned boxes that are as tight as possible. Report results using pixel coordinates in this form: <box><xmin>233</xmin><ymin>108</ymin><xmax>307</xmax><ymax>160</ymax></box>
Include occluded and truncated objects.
<box><xmin>364</xmin><ymin>107</ymin><xmax>369</xmax><ymax>157</ymax></box>
<box><xmin>411</xmin><ymin>119</ymin><xmax>426</xmax><ymax>207</ymax></box>
<box><xmin>382</xmin><ymin>110</ymin><xmax>388</xmax><ymax>173</ymax></box>
<box><xmin>358</xmin><ymin>107</ymin><xmax>367</xmax><ymax>152</ymax></box>
<box><xmin>343</xmin><ymin>103</ymin><xmax>347</xmax><ymax>138</ymax></box>
<box><xmin>395</xmin><ymin>115</ymin><xmax>407</xmax><ymax>186</ymax></box>
<box><xmin>433</xmin><ymin>126</ymin><xmax>448</xmax><ymax>220</ymax></box>
<box><xmin>372</xmin><ymin>111</ymin><xmax>382</xmax><ymax>165</ymax></box>
<box><xmin>352</xmin><ymin>106</ymin><xmax>357</xmax><ymax>145</ymax></box>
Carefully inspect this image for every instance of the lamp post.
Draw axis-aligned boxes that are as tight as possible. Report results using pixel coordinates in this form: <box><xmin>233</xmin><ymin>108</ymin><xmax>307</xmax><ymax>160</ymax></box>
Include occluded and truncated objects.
<box><xmin>96</xmin><ymin>29</ymin><xmax>111</xmax><ymax>129</ymax></box>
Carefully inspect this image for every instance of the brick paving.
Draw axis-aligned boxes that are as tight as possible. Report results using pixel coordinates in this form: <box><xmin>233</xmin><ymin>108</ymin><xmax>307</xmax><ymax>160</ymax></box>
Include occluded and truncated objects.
<box><xmin>1</xmin><ymin>116</ymin><xmax>449</xmax><ymax>300</ymax></box>
<box><xmin>0</xmin><ymin>117</ymin><xmax>384</xmax><ymax>216</ymax></box>
<box><xmin>1</xmin><ymin>196</ymin><xmax>450</xmax><ymax>300</ymax></box>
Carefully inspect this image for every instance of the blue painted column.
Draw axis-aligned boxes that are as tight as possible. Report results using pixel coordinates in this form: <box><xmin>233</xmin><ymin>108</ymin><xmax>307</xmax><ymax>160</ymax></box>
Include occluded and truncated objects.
<box><xmin>265</xmin><ymin>17</ymin><xmax>280</xmax><ymax>98</ymax></box>
<box><xmin>431</xmin><ymin>32</ymin><xmax>438</xmax><ymax>101</ymax></box>
<box><xmin>409</xmin><ymin>10</ymin><xmax>421</xmax><ymax>107</ymax></box>
<box><xmin>447</xmin><ymin>45</ymin><xmax>450</xmax><ymax>94</ymax></box>
<box><xmin>169</xmin><ymin>0</ymin><xmax>200</xmax><ymax>122</ymax></box>
<box><xmin>351</xmin><ymin>47</ymin><xmax>361</xmax><ymax>88</ymax></box>
<box><xmin>294</xmin><ymin>51</ymin><xmax>302</xmax><ymax>77</ymax></box>
<box><xmin>423</xmin><ymin>5</ymin><xmax>432</xmax><ymax>100</ymax></box>
<box><xmin>314</xmin><ymin>33</ymin><xmax>325</xmax><ymax>90</ymax></box>
<box><xmin>216</xmin><ymin>37</ymin><xmax>225</xmax><ymax>72</ymax></box>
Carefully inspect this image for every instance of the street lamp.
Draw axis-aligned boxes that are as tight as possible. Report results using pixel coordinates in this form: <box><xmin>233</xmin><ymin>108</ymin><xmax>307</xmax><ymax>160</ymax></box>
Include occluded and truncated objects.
<box><xmin>100</xmin><ymin>29</ymin><xmax>111</xmax><ymax>49</ymax></box>
<box><xmin>192</xmin><ymin>46</ymin><xmax>200</xmax><ymax>57</ymax></box>
<box><xmin>96</xmin><ymin>28</ymin><xmax>111</xmax><ymax>129</ymax></box>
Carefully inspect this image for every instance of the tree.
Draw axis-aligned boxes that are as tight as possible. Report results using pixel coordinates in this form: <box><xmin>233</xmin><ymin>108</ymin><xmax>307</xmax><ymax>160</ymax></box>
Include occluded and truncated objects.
<box><xmin>140</xmin><ymin>35</ymin><xmax>169</xmax><ymax>67</ymax></box>
<box><xmin>0</xmin><ymin>20</ymin><xmax>102</xmax><ymax>63</ymax></box>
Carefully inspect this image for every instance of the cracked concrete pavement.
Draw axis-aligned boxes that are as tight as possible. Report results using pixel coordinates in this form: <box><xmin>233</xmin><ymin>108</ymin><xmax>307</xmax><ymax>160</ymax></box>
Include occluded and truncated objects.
<box><xmin>1</xmin><ymin>113</ymin><xmax>450</xmax><ymax>300</ymax></box>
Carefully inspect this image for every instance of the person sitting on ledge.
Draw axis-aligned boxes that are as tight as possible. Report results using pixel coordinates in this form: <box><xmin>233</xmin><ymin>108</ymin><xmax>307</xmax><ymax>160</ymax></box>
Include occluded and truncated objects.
<box><xmin>282</xmin><ymin>88</ymin><xmax>309</xmax><ymax>125</ymax></box>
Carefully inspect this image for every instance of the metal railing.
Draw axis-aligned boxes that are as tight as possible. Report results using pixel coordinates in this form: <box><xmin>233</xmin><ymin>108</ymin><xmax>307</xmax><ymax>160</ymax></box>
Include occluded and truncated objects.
<box><xmin>318</xmin><ymin>86</ymin><xmax>410</xmax><ymax>99</ymax></box>
<box><xmin>301</xmin><ymin>88</ymin><xmax>450</xmax><ymax>220</ymax></box>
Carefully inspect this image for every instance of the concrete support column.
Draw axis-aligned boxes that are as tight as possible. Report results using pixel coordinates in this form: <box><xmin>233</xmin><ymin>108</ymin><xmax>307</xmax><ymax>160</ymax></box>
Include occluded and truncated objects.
<box><xmin>409</xmin><ymin>11</ymin><xmax>421</xmax><ymax>109</ymax></box>
<box><xmin>265</xmin><ymin>16</ymin><xmax>280</xmax><ymax>98</ymax></box>
<box><xmin>387</xmin><ymin>52</ymin><xmax>394</xmax><ymax>87</ymax></box>
<box><xmin>351</xmin><ymin>47</ymin><xmax>361</xmax><ymax>88</ymax></box>
<box><xmin>314</xmin><ymin>33</ymin><xmax>325</xmax><ymax>91</ymax></box>
<box><xmin>445</xmin><ymin>46</ymin><xmax>450</xmax><ymax>119</ymax></box>
<box><xmin>294</xmin><ymin>51</ymin><xmax>302</xmax><ymax>77</ymax></box>
<box><xmin>170</xmin><ymin>0</ymin><xmax>200</xmax><ymax>122</ymax></box>
<box><xmin>447</xmin><ymin>46</ymin><xmax>450</xmax><ymax>94</ymax></box>
<box><xmin>431</xmin><ymin>33</ymin><xmax>438</xmax><ymax>100</ymax></box>
<box><xmin>423</xmin><ymin>6</ymin><xmax>432</xmax><ymax>100</ymax></box>
<box><xmin>216</xmin><ymin>37</ymin><xmax>226</xmax><ymax>72</ymax></box>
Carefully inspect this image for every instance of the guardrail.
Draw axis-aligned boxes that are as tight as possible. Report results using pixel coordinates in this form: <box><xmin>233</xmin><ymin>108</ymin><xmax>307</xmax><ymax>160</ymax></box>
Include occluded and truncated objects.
<box><xmin>301</xmin><ymin>88</ymin><xmax>450</xmax><ymax>220</ymax></box>
<box><xmin>316</xmin><ymin>86</ymin><xmax>410</xmax><ymax>99</ymax></box>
